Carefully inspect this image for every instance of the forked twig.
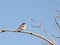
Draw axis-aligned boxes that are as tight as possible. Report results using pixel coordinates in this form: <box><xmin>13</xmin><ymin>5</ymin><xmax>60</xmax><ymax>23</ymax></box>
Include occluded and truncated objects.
<box><xmin>32</xmin><ymin>22</ymin><xmax>54</xmax><ymax>42</ymax></box>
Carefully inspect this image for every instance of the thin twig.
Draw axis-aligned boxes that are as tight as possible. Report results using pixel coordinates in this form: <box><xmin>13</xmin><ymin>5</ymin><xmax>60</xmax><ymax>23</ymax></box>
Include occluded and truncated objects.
<box><xmin>53</xmin><ymin>21</ymin><xmax>60</xmax><ymax>32</ymax></box>
<box><xmin>54</xmin><ymin>17</ymin><xmax>60</xmax><ymax>31</ymax></box>
<box><xmin>51</xmin><ymin>34</ymin><xmax>60</xmax><ymax>38</ymax></box>
<box><xmin>0</xmin><ymin>29</ymin><xmax>55</xmax><ymax>45</ymax></box>
<box><xmin>52</xmin><ymin>15</ymin><xmax>60</xmax><ymax>32</ymax></box>
<box><xmin>32</xmin><ymin>22</ymin><xmax>54</xmax><ymax>42</ymax></box>
<box><xmin>26</xmin><ymin>16</ymin><xmax>36</xmax><ymax>23</ymax></box>
<box><xmin>54</xmin><ymin>3</ymin><xmax>60</xmax><ymax>13</ymax></box>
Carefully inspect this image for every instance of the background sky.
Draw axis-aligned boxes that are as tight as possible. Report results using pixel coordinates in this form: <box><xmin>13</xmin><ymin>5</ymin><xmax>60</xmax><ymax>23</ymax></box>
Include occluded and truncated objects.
<box><xmin>0</xmin><ymin>0</ymin><xmax>60</xmax><ymax>45</ymax></box>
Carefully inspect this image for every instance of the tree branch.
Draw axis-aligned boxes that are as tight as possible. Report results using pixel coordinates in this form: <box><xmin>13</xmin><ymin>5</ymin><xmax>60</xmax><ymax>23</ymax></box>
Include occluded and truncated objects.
<box><xmin>0</xmin><ymin>29</ymin><xmax>55</xmax><ymax>45</ymax></box>
<box><xmin>54</xmin><ymin>17</ymin><xmax>60</xmax><ymax>31</ymax></box>
<box><xmin>51</xmin><ymin>34</ymin><xmax>60</xmax><ymax>39</ymax></box>
<box><xmin>32</xmin><ymin>22</ymin><xmax>54</xmax><ymax>42</ymax></box>
<box><xmin>54</xmin><ymin>3</ymin><xmax>60</xmax><ymax>13</ymax></box>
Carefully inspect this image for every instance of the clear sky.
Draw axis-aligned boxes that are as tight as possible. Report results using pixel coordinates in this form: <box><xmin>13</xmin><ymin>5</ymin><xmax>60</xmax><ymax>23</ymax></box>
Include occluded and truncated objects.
<box><xmin>0</xmin><ymin>0</ymin><xmax>60</xmax><ymax>45</ymax></box>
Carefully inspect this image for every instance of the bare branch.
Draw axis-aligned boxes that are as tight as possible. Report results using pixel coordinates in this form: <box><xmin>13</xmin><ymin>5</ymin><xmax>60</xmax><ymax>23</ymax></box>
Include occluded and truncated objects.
<box><xmin>51</xmin><ymin>34</ymin><xmax>60</xmax><ymax>39</ymax></box>
<box><xmin>0</xmin><ymin>29</ymin><xmax>55</xmax><ymax>45</ymax></box>
<box><xmin>55</xmin><ymin>15</ymin><xmax>60</xmax><ymax>18</ymax></box>
<box><xmin>31</xmin><ymin>22</ymin><xmax>41</xmax><ymax>28</ymax></box>
<box><xmin>26</xmin><ymin>16</ymin><xmax>36</xmax><ymax>23</ymax></box>
<box><xmin>53</xmin><ymin>21</ymin><xmax>60</xmax><ymax>32</ymax></box>
<box><xmin>54</xmin><ymin>17</ymin><xmax>60</xmax><ymax>30</ymax></box>
<box><xmin>32</xmin><ymin>22</ymin><xmax>54</xmax><ymax>42</ymax></box>
<box><xmin>52</xmin><ymin>15</ymin><xmax>60</xmax><ymax>32</ymax></box>
<box><xmin>54</xmin><ymin>3</ymin><xmax>60</xmax><ymax>13</ymax></box>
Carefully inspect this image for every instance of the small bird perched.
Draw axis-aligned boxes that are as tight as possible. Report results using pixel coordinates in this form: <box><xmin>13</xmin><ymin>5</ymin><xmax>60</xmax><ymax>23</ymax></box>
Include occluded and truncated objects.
<box><xmin>18</xmin><ymin>23</ymin><xmax>26</xmax><ymax>32</ymax></box>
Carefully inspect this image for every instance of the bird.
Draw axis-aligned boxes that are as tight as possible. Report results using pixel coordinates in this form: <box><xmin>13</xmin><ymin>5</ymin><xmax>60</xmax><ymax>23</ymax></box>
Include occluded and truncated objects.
<box><xmin>18</xmin><ymin>23</ymin><xmax>26</xmax><ymax>32</ymax></box>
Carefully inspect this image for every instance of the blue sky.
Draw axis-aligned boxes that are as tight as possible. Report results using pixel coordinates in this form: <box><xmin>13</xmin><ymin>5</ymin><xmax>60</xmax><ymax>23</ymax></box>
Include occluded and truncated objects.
<box><xmin>0</xmin><ymin>0</ymin><xmax>60</xmax><ymax>45</ymax></box>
